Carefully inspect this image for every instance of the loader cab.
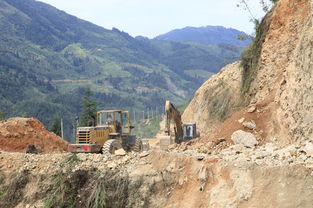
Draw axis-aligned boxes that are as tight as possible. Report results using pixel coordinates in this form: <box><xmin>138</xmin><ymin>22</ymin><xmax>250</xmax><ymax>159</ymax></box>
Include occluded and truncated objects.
<box><xmin>97</xmin><ymin>110</ymin><xmax>132</xmax><ymax>135</ymax></box>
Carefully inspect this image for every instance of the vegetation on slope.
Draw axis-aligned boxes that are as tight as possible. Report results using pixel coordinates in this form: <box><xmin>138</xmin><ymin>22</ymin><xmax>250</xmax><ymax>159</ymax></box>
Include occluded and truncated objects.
<box><xmin>240</xmin><ymin>10</ymin><xmax>274</xmax><ymax>95</ymax></box>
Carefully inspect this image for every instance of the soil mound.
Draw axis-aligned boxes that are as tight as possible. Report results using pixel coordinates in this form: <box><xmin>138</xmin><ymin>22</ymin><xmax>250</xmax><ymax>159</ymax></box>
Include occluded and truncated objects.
<box><xmin>0</xmin><ymin>117</ymin><xmax>68</xmax><ymax>153</ymax></box>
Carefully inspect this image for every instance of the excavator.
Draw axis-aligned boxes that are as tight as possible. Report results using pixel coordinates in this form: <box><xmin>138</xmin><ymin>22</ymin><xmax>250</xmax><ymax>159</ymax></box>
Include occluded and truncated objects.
<box><xmin>159</xmin><ymin>100</ymin><xmax>197</xmax><ymax>150</ymax></box>
<box><xmin>68</xmin><ymin>110</ymin><xmax>143</xmax><ymax>154</ymax></box>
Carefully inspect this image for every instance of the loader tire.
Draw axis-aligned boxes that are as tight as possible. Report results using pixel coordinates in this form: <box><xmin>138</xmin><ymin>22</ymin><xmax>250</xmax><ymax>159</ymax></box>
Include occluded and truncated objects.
<box><xmin>132</xmin><ymin>138</ymin><xmax>143</xmax><ymax>152</ymax></box>
<box><xmin>102</xmin><ymin>139</ymin><xmax>120</xmax><ymax>155</ymax></box>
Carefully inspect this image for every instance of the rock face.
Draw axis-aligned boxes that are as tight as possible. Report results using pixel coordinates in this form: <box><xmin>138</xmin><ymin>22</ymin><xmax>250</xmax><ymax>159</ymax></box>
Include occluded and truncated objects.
<box><xmin>0</xmin><ymin>117</ymin><xmax>68</xmax><ymax>153</ymax></box>
<box><xmin>183</xmin><ymin>0</ymin><xmax>313</xmax><ymax>146</ymax></box>
<box><xmin>248</xmin><ymin>0</ymin><xmax>313</xmax><ymax>144</ymax></box>
<box><xmin>182</xmin><ymin>62</ymin><xmax>242</xmax><ymax>136</ymax></box>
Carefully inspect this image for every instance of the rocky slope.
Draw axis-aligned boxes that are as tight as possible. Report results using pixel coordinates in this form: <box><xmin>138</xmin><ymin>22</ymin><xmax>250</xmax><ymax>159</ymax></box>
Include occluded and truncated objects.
<box><xmin>249</xmin><ymin>0</ymin><xmax>313</xmax><ymax>144</ymax></box>
<box><xmin>183</xmin><ymin>0</ymin><xmax>313</xmax><ymax>147</ymax></box>
<box><xmin>182</xmin><ymin>62</ymin><xmax>243</xmax><ymax>137</ymax></box>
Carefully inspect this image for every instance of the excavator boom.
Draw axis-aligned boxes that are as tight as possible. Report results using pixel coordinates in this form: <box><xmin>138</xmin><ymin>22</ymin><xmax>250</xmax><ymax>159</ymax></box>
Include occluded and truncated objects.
<box><xmin>165</xmin><ymin>100</ymin><xmax>183</xmax><ymax>143</ymax></box>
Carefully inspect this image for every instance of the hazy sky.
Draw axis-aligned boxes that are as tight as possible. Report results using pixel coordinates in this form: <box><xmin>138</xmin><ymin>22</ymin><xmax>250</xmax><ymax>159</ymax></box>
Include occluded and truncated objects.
<box><xmin>38</xmin><ymin>0</ymin><xmax>269</xmax><ymax>38</ymax></box>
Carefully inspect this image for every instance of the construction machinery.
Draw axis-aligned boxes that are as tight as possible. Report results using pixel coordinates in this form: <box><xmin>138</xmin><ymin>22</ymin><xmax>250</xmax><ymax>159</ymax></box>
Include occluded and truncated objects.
<box><xmin>159</xmin><ymin>100</ymin><xmax>197</xmax><ymax>150</ymax></box>
<box><xmin>68</xmin><ymin>110</ymin><xmax>143</xmax><ymax>154</ymax></box>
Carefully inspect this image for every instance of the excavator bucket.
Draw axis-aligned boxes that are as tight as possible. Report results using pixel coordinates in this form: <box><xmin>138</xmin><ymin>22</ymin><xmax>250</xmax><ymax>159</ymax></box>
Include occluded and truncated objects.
<box><xmin>159</xmin><ymin>135</ymin><xmax>175</xmax><ymax>150</ymax></box>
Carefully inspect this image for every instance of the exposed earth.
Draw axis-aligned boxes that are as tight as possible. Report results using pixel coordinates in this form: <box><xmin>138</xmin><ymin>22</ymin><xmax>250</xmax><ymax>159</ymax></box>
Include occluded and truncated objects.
<box><xmin>0</xmin><ymin>0</ymin><xmax>313</xmax><ymax>207</ymax></box>
<box><xmin>0</xmin><ymin>118</ymin><xmax>68</xmax><ymax>153</ymax></box>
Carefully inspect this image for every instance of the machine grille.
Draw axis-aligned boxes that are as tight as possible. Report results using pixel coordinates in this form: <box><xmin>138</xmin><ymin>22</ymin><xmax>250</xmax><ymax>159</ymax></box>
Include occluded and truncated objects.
<box><xmin>77</xmin><ymin>130</ymin><xmax>90</xmax><ymax>144</ymax></box>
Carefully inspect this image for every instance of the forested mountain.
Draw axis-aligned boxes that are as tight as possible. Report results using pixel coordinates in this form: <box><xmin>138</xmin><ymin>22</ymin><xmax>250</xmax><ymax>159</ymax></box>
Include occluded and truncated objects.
<box><xmin>0</xmin><ymin>0</ymin><xmax>246</xmax><ymax>140</ymax></box>
<box><xmin>154</xmin><ymin>26</ymin><xmax>251</xmax><ymax>47</ymax></box>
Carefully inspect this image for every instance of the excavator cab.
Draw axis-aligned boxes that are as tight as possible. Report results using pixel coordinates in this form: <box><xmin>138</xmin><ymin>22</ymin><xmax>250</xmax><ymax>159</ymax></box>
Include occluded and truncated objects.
<box><xmin>182</xmin><ymin>123</ymin><xmax>197</xmax><ymax>141</ymax></box>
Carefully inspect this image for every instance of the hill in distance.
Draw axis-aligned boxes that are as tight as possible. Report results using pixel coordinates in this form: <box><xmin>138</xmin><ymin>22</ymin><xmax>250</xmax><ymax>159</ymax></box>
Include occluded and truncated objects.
<box><xmin>0</xmin><ymin>0</ymin><xmax>249</xmax><ymax>140</ymax></box>
<box><xmin>154</xmin><ymin>26</ymin><xmax>251</xmax><ymax>47</ymax></box>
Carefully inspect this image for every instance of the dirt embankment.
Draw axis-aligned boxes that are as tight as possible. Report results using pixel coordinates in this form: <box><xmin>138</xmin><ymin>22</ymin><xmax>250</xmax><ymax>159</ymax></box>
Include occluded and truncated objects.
<box><xmin>0</xmin><ymin>117</ymin><xmax>68</xmax><ymax>153</ymax></box>
<box><xmin>1</xmin><ymin>146</ymin><xmax>313</xmax><ymax>208</ymax></box>
<box><xmin>1</xmin><ymin>1</ymin><xmax>313</xmax><ymax>207</ymax></box>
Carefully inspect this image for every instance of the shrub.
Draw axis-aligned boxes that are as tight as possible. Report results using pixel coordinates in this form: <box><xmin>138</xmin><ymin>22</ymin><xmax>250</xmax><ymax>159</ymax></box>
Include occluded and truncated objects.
<box><xmin>0</xmin><ymin>170</ymin><xmax>29</xmax><ymax>207</ymax></box>
<box><xmin>240</xmin><ymin>12</ymin><xmax>273</xmax><ymax>95</ymax></box>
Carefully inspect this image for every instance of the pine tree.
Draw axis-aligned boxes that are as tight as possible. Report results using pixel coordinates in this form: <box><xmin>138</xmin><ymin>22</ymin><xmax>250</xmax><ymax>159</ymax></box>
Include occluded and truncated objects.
<box><xmin>50</xmin><ymin>114</ymin><xmax>61</xmax><ymax>136</ymax></box>
<box><xmin>81</xmin><ymin>88</ymin><xmax>97</xmax><ymax>126</ymax></box>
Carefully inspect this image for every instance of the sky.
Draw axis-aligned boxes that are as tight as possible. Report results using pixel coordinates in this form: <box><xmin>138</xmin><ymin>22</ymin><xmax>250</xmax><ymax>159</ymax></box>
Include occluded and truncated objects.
<box><xmin>38</xmin><ymin>0</ymin><xmax>270</xmax><ymax>38</ymax></box>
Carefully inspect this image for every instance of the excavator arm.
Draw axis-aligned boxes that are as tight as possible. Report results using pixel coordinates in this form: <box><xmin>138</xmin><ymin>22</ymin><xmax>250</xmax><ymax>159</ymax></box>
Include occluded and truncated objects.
<box><xmin>165</xmin><ymin>100</ymin><xmax>183</xmax><ymax>143</ymax></box>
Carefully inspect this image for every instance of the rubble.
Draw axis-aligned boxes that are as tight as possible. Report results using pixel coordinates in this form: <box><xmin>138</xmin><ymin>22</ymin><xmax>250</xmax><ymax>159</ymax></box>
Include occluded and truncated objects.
<box><xmin>302</xmin><ymin>142</ymin><xmax>313</xmax><ymax>157</ymax></box>
<box><xmin>238</xmin><ymin>118</ymin><xmax>245</xmax><ymax>123</ymax></box>
<box><xmin>115</xmin><ymin>148</ymin><xmax>127</xmax><ymax>156</ymax></box>
<box><xmin>139</xmin><ymin>152</ymin><xmax>149</xmax><ymax>158</ymax></box>
<box><xmin>247</xmin><ymin>105</ymin><xmax>256</xmax><ymax>113</ymax></box>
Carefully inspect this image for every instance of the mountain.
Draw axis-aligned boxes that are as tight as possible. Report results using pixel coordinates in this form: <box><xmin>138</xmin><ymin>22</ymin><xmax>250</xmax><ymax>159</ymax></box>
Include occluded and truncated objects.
<box><xmin>0</xmin><ymin>0</ymin><xmax>245</xmax><ymax>140</ymax></box>
<box><xmin>154</xmin><ymin>26</ymin><xmax>251</xmax><ymax>47</ymax></box>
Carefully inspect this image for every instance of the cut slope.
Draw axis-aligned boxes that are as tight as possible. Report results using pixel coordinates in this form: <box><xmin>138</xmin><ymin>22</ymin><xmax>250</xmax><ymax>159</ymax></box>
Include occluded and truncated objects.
<box><xmin>0</xmin><ymin>117</ymin><xmax>68</xmax><ymax>153</ymax></box>
<box><xmin>248</xmin><ymin>0</ymin><xmax>313</xmax><ymax>143</ymax></box>
<box><xmin>183</xmin><ymin>0</ymin><xmax>313</xmax><ymax>148</ymax></box>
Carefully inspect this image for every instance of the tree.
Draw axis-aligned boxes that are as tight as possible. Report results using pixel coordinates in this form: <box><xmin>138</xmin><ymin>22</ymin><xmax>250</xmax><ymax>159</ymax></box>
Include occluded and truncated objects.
<box><xmin>80</xmin><ymin>88</ymin><xmax>97</xmax><ymax>126</ymax></box>
<box><xmin>0</xmin><ymin>110</ymin><xmax>4</xmax><ymax>121</ymax></box>
<box><xmin>237</xmin><ymin>0</ymin><xmax>276</xmax><ymax>21</ymax></box>
<box><xmin>50</xmin><ymin>114</ymin><xmax>61</xmax><ymax>136</ymax></box>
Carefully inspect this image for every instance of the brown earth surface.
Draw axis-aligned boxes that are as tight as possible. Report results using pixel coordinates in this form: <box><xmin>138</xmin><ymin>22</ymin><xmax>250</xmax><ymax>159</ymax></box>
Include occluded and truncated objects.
<box><xmin>0</xmin><ymin>0</ymin><xmax>313</xmax><ymax>207</ymax></box>
<box><xmin>0</xmin><ymin>117</ymin><xmax>68</xmax><ymax>153</ymax></box>
<box><xmin>182</xmin><ymin>0</ymin><xmax>313</xmax><ymax>151</ymax></box>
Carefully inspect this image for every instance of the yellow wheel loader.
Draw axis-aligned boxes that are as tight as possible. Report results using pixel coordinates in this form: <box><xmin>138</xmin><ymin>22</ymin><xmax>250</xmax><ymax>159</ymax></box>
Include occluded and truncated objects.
<box><xmin>68</xmin><ymin>110</ymin><xmax>143</xmax><ymax>154</ymax></box>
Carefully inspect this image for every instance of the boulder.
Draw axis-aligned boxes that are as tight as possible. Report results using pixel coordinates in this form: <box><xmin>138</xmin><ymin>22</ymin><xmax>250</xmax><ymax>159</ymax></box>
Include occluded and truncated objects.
<box><xmin>231</xmin><ymin>130</ymin><xmax>258</xmax><ymax>148</ymax></box>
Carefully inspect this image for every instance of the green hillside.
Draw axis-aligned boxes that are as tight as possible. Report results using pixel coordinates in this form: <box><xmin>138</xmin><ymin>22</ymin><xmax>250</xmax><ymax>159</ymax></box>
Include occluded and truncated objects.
<box><xmin>154</xmin><ymin>26</ymin><xmax>251</xmax><ymax>47</ymax></box>
<box><xmin>0</xmin><ymin>0</ymin><xmax>244</xmax><ymax>140</ymax></box>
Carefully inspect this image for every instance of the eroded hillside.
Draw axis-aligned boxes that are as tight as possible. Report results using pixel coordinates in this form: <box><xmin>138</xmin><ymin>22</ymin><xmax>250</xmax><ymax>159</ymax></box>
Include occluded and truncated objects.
<box><xmin>183</xmin><ymin>0</ymin><xmax>313</xmax><ymax>147</ymax></box>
